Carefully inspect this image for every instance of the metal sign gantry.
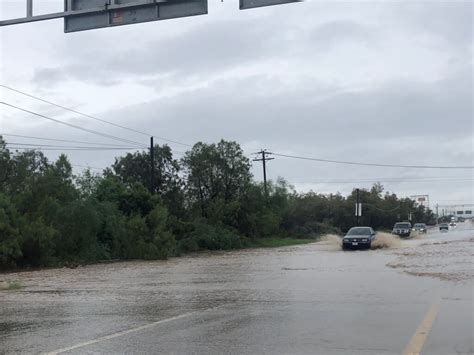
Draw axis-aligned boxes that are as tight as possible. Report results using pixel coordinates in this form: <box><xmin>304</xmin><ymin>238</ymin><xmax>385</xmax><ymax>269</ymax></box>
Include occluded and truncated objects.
<box><xmin>0</xmin><ymin>0</ymin><xmax>302</xmax><ymax>33</ymax></box>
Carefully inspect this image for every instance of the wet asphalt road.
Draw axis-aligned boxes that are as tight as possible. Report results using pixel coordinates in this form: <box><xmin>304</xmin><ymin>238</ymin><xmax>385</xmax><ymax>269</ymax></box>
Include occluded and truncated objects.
<box><xmin>1</xmin><ymin>224</ymin><xmax>473</xmax><ymax>354</ymax></box>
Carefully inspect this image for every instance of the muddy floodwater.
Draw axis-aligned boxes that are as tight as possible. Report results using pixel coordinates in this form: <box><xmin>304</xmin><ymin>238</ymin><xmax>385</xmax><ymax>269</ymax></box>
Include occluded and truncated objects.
<box><xmin>1</xmin><ymin>224</ymin><xmax>473</xmax><ymax>354</ymax></box>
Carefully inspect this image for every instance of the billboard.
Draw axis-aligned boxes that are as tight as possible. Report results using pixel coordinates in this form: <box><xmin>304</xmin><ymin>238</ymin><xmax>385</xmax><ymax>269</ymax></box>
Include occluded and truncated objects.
<box><xmin>64</xmin><ymin>0</ymin><xmax>208</xmax><ymax>33</ymax></box>
<box><xmin>410</xmin><ymin>195</ymin><xmax>429</xmax><ymax>209</ymax></box>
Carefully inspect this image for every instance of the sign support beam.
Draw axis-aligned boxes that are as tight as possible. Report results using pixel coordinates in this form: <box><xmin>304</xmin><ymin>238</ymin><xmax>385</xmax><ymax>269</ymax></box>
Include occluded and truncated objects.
<box><xmin>26</xmin><ymin>0</ymin><xmax>33</xmax><ymax>17</ymax></box>
<box><xmin>0</xmin><ymin>0</ymin><xmax>302</xmax><ymax>31</ymax></box>
<box><xmin>0</xmin><ymin>0</ymin><xmax>168</xmax><ymax>27</ymax></box>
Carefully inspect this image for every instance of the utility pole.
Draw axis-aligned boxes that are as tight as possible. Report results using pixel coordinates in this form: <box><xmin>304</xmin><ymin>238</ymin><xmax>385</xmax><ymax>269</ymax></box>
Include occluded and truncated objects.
<box><xmin>253</xmin><ymin>150</ymin><xmax>274</xmax><ymax>197</ymax></box>
<box><xmin>436</xmin><ymin>204</ymin><xmax>439</xmax><ymax>224</ymax></box>
<box><xmin>356</xmin><ymin>188</ymin><xmax>360</xmax><ymax>226</ymax></box>
<box><xmin>150</xmin><ymin>136</ymin><xmax>155</xmax><ymax>194</ymax></box>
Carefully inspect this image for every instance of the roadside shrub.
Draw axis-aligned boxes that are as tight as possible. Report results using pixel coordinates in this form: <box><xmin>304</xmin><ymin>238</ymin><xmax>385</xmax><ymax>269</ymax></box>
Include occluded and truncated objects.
<box><xmin>122</xmin><ymin>215</ymin><xmax>149</xmax><ymax>259</ymax></box>
<box><xmin>95</xmin><ymin>201</ymin><xmax>127</xmax><ymax>259</ymax></box>
<box><xmin>292</xmin><ymin>221</ymin><xmax>341</xmax><ymax>238</ymax></box>
<box><xmin>0</xmin><ymin>194</ymin><xmax>22</xmax><ymax>268</ymax></box>
<box><xmin>256</xmin><ymin>211</ymin><xmax>280</xmax><ymax>238</ymax></box>
<box><xmin>20</xmin><ymin>218</ymin><xmax>57</xmax><ymax>267</ymax></box>
<box><xmin>54</xmin><ymin>200</ymin><xmax>101</xmax><ymax>261</ymax></box>
<box><xmin>191</xmin><ymin>221</ymin><xmax>242</xmax><ymax>250</ymax></box>
<box><xmin>176</xmin><ymin>238</ymin><xmax>200</xmax><ymax>253</ymax></box>
<box><xmin>147</xmin><ymin>205</ymin><xmax>176</xmax><ymax>259</ymax></box>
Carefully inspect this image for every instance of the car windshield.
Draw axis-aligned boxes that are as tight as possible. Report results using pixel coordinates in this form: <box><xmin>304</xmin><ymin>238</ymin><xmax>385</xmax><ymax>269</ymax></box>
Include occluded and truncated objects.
<box><xmin>347</xmin><ymin>227</ymin><xmax>371</xmax><ymax>235</ymax></box>
<box><xmin>394</xmin><ymin>223</ymin><xmax>411</xmax><ymax>229</ymax></box>
<box><xmin>414</xmin><ymin>224</ymin><xmax>425</xmax><ymax>227</ymax></box>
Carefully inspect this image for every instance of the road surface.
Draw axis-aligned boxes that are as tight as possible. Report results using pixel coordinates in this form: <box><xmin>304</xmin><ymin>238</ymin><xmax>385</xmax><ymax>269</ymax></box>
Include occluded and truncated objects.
<box><xmin>1</xmin><ymin>224</ymin><xmax>473</xmax><ymax>354</ymax></box>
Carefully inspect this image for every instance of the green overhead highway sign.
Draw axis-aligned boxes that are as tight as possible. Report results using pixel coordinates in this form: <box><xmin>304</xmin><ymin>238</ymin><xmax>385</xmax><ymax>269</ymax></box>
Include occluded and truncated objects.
<box><xmin>0</xmin><ymin>0</ymin><xmax>303</xmax><ymax>33</ymax></box>
<box><xmin>64</xmin><ymin>0</ymin><xmax>208</xmax><ymax>33</ymax></box>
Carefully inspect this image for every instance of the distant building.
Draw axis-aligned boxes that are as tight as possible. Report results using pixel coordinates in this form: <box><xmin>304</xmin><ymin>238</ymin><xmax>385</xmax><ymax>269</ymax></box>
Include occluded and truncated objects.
<box><xmin>439</xmin><ymin>204</ymin><xmax>474</xmax><ymax>219</ymax></box>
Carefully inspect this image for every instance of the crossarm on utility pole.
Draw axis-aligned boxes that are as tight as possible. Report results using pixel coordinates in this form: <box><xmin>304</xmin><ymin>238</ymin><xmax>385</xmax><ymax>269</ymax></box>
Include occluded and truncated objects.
<box><xmin>253</xmin><ymin>150</ymin><xmax>274</xmax><ymax>197</ymax></box>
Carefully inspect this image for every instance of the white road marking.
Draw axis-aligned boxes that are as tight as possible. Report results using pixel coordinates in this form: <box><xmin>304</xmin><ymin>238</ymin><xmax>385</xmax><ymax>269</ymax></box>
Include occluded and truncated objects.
<box><xmin>45</xmin><ymin>308</ymin><xmax>215</xmax><ymax>354</ymax></box>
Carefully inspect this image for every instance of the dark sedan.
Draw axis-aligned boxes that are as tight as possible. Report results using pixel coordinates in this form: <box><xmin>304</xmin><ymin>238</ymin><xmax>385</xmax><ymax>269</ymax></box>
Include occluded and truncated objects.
<box><xmin>413</xmin><ymin>223</ymin><xmax>427</xmax><ymax>233</ymax></box>
<box><xmin>342</xmin><ymin>227</ymin><xmax>376</xmax><ymax>250</ymax></box>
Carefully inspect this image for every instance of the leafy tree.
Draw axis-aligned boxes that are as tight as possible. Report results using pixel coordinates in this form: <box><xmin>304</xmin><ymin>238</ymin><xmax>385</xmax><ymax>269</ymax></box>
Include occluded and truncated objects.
<box><xmin>76</xmin><ymin>169</ymin><xmax>102</xmax><ymax>198</ymax></box>
<box><xmin>0</xmin><ymin>194</ymin><xmax>22</xmax><ymax>268</ymax></box>
<box><xmin>0</xmin><ymin>136</ymin><xmax>11</xmax><ymax>192</ymax></box>
<box><xmin>147</xmin><ymin>205</ymin><xmax>175</xmax><ymax>259</ymax></box>
<box><xmin>5</xmin><ymin>150</ymin><xmax>49</xmax><ymax>199</ymax></box>
<box><xmin>111</xmin><ymin>145</ymin><xmax>184</xmax><ymax>216</ymax></box>
<box><xmin>183</xmin><ymin>140</ymin><xmax>251</xmax><ymax>217</ymax></box>
<box><xmin>54</xmin><ymin>200</ymin><xmax>101</xmax><ymax>261</ymax></box>
<box><xmin>20</xmin><ymin>218</ymin><xmax>57</xmax><ymax>267</ymax></box>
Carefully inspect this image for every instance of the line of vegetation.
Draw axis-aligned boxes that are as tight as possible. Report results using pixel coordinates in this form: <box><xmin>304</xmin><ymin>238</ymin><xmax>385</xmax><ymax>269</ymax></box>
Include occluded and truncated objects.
<box><xmin>0</xmin><ymin>137</ymin><xmax>435</xmax><ymax>270</ymax></box>
<box><xmin>245</xmin><ymin>238</ymin><xmax>316</xmax><ymax>248</ymax></box>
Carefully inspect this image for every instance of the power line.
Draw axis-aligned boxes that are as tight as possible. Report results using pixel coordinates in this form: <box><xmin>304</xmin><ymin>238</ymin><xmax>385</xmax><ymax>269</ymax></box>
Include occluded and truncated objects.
<box><xmin>366</xmin><ymin>204</ymin><xmax>401</xmax><ymax>213</ymax></box>
<box><xmin>435</xmin><ymin>200</ymin><xmax>474</xmax><ymax>202</ymax></box>
<box><xmin>0</xmin><ymin>133</ymin><xmax>137</xmax><ymax>147</ymax></box>
<box><xmin>291</xmin><ymin>178</ymin><xmax>474</xmax><ymax>184</ymax></box>
<box><xmin>6</xmin><ymin>142</ymin><xmax>140</xmax><ymax>149</ymax></box>
<box><xmin>271</xmin><ymin>152</ymin><xmax>474</xmax><ymax>169</ymax></box>
<box><xmin>1</xmin><ymin>101</ymin><xmax>147</xmax><ymax>148</ymax></box>
<box><xmin>71</xmin><ymin>164</ymin><xmax>104</xmax><ymax>171</ymax></box>
<box><xmin>0</xmin><ymin>84</ymin><xmax>192</xmax><ymax>147</ymax></box>
<box><xmin>290</xmin><ymin>176</ymin><xmax>474</xmax><ymax>182</ymax></box>
<box><xmin>8</xmin><ymin>146</ymin><xmax>139</xmax><ymax>151</ymax></box>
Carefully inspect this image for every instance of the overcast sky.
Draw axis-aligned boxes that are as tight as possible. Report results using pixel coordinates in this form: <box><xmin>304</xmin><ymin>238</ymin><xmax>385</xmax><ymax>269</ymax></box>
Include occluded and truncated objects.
<box><xmin>0</xmin><ymin>0</ymin><xmax>472</xmax><ymax>209</ymax></box>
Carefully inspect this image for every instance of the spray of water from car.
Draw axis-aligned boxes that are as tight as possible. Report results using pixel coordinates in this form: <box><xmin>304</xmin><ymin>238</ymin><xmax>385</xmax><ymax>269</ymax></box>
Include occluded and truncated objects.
<box><xmin>319</xmin><ymin>234</ymin><xmax>342</xmax><ymax>250</ymax></box>
<box><xmin>371</xmin><ymin>232</ymin><xmax>401</xmax><ymax>249</ymax></box>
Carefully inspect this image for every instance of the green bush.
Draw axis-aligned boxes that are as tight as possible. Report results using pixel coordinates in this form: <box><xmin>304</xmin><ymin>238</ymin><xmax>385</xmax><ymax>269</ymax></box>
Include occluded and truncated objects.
<box><xmin>54</xmin><ymin>200</ymin><xmax>101</xmax><ymax>262</ymax></box>
<box><xmin>147</xmin><ymin>205</ymin><xmax>176</xmax><ymax>259</ymax></box>
<box><xmin>0</xmin><ymin>194</ymin><xmax>22</xmax><ymax>268</ymax></box>
<box><xmin>191</xmin><ymin>221</ymin><xmax>242</xmax><ymax>250</ymax></box>
<box><xmin>20</xmin><ymin>218</ymin><xmax>57</xmax><ymax>267</ymax></box>
<box><xmin>292</xmin><ymin>221</ymin><xmax>341</xmax><ymax>238</ymax></box>
<box><xmin>176</xmin><ymin>238</ymin><xmax>200</xmax><ymax>253</ymax></box>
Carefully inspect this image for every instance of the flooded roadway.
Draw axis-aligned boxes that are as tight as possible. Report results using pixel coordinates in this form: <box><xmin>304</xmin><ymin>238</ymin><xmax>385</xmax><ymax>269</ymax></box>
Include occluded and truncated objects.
<box><xmin>1</xmin><ymin>224</ymin><xmax>473</xmax><ymax>354</ymax></box>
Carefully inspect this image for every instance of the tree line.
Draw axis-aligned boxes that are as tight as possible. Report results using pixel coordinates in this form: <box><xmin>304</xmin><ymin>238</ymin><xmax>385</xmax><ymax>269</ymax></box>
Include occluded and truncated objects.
<box><xmin>0</xmin><ymin>136</ymin><xmax>435</xmax><ymax>268</ymax></box>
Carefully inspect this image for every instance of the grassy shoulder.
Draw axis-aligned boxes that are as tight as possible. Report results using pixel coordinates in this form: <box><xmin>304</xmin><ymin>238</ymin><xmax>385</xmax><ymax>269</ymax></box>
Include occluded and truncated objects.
<box><xmin>245</xmin><ymin>238</ymin><xmax>317</xmax><ymax>249</ymax></box>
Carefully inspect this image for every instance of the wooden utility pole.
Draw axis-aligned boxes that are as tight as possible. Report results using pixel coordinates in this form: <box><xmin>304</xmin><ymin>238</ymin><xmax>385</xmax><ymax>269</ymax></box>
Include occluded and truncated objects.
<box><xmin>253</xmin><ymin>150</ymin><xmax>274</xmax><ymax>197</ymax></box>
<box><xmin>150</xmin><ymin>136</ymin><xmax>155</xmax><ymax>194</ymax></box>
<box><xmin>356</xmin><ymin>188</ymin><xmax>360</xmax><ymax>226</ymax></box>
